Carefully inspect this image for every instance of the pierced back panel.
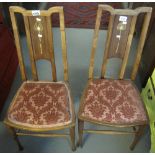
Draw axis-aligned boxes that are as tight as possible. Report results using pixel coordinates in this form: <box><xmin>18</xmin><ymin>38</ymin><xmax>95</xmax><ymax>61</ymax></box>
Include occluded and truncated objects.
<box><xmin>89</xmin><ymin>5</ymin><xmax>152</xmax><ymax>80</ymax></box>
<box><xmin>9</xmin><ymin>6</ymin><xmax>68</xmax><ymax>82</ymax></box>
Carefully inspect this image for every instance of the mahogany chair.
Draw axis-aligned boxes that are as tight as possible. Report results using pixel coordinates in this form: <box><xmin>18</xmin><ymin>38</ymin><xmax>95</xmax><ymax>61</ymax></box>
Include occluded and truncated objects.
<box><xmin>78</xmin><ymin>5</ymin><xmax>152</xmax><ymax>150</ymax></box>
<box><xmin>4</xmin><ymin>6</ymin><xmax>76</xmax><ymax>151</ymax></box>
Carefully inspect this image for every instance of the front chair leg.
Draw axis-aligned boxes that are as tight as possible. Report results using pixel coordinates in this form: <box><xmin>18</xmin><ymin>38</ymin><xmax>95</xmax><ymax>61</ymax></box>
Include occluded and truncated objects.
<box><xmin>77</xmin><ymin>119</ymin><xmax>84</xmax><ymax>147</ymax></box>
<box><xmin>70</xmin><ymin>126</ymin><xmax>76</xmax><ymax>151</ymax></box>
<box><xmin>130</xmin><ymin>125</ymin><xmax>146</xmax><ymax>150</ymax></box>
<box><xmin>7</xmin><ymin>126</ymin><xmax>23</xmax><ymax>151</ymax></box>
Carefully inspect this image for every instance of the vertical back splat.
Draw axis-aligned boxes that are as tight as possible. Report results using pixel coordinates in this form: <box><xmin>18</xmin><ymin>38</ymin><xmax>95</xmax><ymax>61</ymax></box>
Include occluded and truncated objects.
<box><xmin>88</xmin><ymin>5</ymin><xmax>152</xmax><ymax>80</ymax></box>
<box><xmin>9</xmin><ymin>6</ymin><xmax>69</xmax><ymax>82</ymax></box>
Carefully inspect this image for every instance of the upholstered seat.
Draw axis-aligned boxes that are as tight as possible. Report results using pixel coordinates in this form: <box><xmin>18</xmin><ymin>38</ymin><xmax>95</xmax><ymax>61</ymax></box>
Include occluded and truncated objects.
<box><xmin>79</xmin><ymin>79</ymin><xmax>148</xmax><ymax>125</ymax></box>
<box><xmin>7</xmin><ymin>81</ymin><xmax>72</xmax><ymax>128</ymax></box>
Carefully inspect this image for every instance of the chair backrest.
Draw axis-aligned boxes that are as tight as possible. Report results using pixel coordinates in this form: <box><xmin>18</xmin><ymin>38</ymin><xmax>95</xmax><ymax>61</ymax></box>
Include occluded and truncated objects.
<box><xmin>9</xmin><ymin>6</ymin><xmax>68</xmax><ymax>82</ymax></box>
<box><xmin>89</xmin><ymin>5</ymin><xmax>152</xmax><ymax>80</ymax></box>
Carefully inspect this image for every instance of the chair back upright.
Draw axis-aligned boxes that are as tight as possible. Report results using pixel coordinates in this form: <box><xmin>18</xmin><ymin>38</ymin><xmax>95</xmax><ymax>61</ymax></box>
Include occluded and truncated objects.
<box><xmin>9</xmin><ymin>6</ymin><xmax>68</xmax><ymax>82</ymax></box>
<box><xmin>89</xmin><ymin>5</ymin><xmax>152</xmax><ymax>80</ymax></box>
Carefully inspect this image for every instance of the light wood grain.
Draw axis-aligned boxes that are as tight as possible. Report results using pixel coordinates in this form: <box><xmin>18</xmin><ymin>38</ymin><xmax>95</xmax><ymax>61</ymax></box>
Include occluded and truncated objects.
<box><xmin>84</xmin><ymin>129</ymin><xmax>136</xmax><ymax>135</ymax></box>
<box><xmin>23</xmin><ymin>16</ymin><xmax>38</xmax><ymax>80</ymax></box>
<box><xmin>89</xmin><ymin>7</ymin><xmax>103</xmax><ymax>79</ymax></box>
<box><xmin>9</xmin><ymin>7</ymin><xmax>27</xmax><ymax>81</ymax></box>
<box><xmin>46</xmin><ymin>16</ymin><xmax>57</xmax><ymax>81</ymax></box>
<box><xmin>131</xmin><ymin>11</ymin><xmax>152</xmax><ymax>80</ymax></box>
<box><xmin>59</xmin><ymin>8</ymin><xmax>69</xmax><ymax>81</ymax></box>
<box><xmin>101</xmin><ymin>14</ymin><xmax>115</xmax><ymax>78</ymax></box>
<box><xmin>119</xmin><ymin>16</ymin><xmax>137</xmax><ymax>79</ymax></box>
<box><xmin>78</xmin><ymin>4</ymin><xmax>152</xmax><ymax>151</ymax></box>
<box><xmin>6</xmin><ymin>6</ymin><xmax>75</xmax><ymax>151</ymax></box>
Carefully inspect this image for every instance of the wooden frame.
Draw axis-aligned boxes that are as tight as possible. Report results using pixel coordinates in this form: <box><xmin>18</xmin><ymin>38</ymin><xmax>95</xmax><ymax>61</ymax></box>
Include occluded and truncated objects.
<box><xmin>4</xmin><ymin>6</ymin><xmax>76</xmax><ymax>151</ymax></box>
<box><xmin>78</xmin><ymin>4</ymin><xmax>152</xmax><ymax>150</ymax></box>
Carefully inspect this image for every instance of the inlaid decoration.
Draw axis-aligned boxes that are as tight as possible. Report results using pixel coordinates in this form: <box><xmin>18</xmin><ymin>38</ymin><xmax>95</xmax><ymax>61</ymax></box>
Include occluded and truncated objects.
<box><xmin>34</xmin><ymin>17</ymin><xmax>43</xmax><ymax>54</ymax></box>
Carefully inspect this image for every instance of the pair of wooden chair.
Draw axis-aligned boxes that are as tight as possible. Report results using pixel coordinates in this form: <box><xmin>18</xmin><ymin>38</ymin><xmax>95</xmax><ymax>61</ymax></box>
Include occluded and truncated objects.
<box><xmin>4</xmin><ymin>5</ymin><xmax>152</xmax><ymax>152</ymax></box>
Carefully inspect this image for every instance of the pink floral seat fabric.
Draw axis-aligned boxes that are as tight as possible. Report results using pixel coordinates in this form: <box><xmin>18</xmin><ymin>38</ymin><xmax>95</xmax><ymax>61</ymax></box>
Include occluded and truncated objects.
<box><xmin>79</xmin><ymin>79</ymin><xmax>148</xmax><ymax>125</ymax></box>
<box><xmin>7</xmin><ymin>81</ymin><xmax>73</xmax><ymax>128</ymax></box>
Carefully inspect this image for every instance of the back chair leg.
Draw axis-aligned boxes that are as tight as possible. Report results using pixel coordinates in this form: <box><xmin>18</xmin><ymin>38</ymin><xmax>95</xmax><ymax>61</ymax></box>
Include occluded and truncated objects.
<box><xmin>70</xmin><ymin>126</ymin><xmax>76</xmax><ymax>151</ymax></box>
<box><xmin>7</xmin><ymin>126</ymin><xmax>23</xmax><ymax>151</ymax></box>
<box><xmin>130</xmin><ymin>125</ymin><xmax>146</xmax><ymax>150</ymax></box>
<box><xmin>77</xmin><ymin>119</ymin><xmax>84</xmax><ymax>147</ymax></box>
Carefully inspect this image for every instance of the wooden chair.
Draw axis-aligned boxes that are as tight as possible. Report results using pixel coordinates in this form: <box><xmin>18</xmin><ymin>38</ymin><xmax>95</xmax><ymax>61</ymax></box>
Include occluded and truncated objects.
<box><xmin>4</xmin><ymin>6</ymin><xmax>76</xmax><ymax>151</ymax></box>
<box><xmin>78</xmin><ymin>5</ymin><xmax>152</xmax><ymax>150</ymax></box>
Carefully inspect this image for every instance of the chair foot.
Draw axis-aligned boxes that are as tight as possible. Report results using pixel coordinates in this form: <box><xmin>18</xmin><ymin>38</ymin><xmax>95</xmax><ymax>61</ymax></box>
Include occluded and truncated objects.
<box><xmin>18</xmin><ymin>142</ymin><xmax>24</xmax><ymax>151</ymax></box>
<box><xmin>133</xmin><ymin>126</ymin><xmax>136</xmax><ymax>131</ymax></box>
<box><xmin>13</xmin><ymin>132</ymin><xmax>24</xmax><ymax>151</ymax></box>
<box><xmin>72</xmin><ymin>146</ymin><xmax>76</xmax><ymax>152</ymax></box>
<box><xmin>70</xmin><ymin>126</ymin><xmax>76</xmax><ymax>151</ymax></box>
<box><xmin>77</xmin><ymin>141</ymin><xmax>83</xmax><ymax>148</ymax></box>
<box><xmin>6</xmin><ymin>126</ymin><xmax>24</xmax><ymax>151</ymax></box>
<box><xmin>78</xmin><ymin>119</ymin><xmax>84</xmax><ymax>148</ymax></box>
<box><xmin>130</xmin><ymin>125</ymin><xmax>146</xmax><ymax>150</ymax></box>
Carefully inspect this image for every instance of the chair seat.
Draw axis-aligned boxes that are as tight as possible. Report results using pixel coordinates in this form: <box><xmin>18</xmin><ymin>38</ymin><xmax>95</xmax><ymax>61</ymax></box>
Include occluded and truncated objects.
<box><xmin>79</xmin><ymin>79</ymin><xmax>148</xmax><ymax>125</ymax></box>
<box><xmin>7</xmin><ymin>81</ymin><xmax>73</xmax><ymax>128</ymax></box>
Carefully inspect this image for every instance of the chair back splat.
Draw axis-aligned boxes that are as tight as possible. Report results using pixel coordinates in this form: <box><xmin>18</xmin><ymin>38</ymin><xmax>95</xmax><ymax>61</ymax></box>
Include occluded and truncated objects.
<box><xmin>88</xmin><ymin>5</ymin><xmax>152</xmax><ymax>80</ymax></box>
<box><xmin>9</xmin><ymin>6</ymin><xmax>68</xmax><ymax>82</ymax></box>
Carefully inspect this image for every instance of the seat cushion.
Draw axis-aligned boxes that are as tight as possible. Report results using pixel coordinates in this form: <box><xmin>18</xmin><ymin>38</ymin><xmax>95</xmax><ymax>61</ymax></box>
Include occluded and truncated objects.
<box><xmin>7</xmin><ymin>81</ymin><xmax>73</xmax><ymax>128</ymax></box>
<box><xmin>79</xmin><ymin>79</ymin><xmax>148</xmax><ymax>125</ymax></box>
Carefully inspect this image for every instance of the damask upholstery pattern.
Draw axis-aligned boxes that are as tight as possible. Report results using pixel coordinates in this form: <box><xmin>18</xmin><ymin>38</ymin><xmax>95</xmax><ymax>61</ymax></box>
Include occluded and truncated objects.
<box><xmin>80</xmin><ymin>79</ymin><xmax>148</xmax><ymax>125</ymax></box>
<box><xmin>7</xmin><ymin>81</ymin><xmax>72</xmax><ymax>128</ymax></box>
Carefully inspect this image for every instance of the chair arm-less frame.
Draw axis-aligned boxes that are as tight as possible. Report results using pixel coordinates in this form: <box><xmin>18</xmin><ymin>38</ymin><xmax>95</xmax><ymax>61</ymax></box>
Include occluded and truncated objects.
<box><xmin>4</xmin><ymin>6</ymin><xmax>76</xmax><ymax>151</ymax></box>
<box><xmin>78</xmin><ymin>4</ymin><xmax>152</xmax><ymax>150</ymax></box>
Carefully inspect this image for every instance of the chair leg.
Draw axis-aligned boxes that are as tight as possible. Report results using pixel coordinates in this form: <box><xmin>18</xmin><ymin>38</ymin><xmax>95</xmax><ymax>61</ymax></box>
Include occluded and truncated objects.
<box><xmin>130</xmin><ymin>125</ymin><xmax>146</xmax><ymax>150</ymax></box>
<box><xmin>7</xmin><ymin>126</ymin><xmax>23</xmax><ymax>151</ymax></box>
<box><xmin>133</xmin><ymin>126</ymin><xmax>136</xmax><ymax>131</ymax></box>
<box><xmin>77</xmin><ymin>119</ymin><xmax>84</xmax><ymax>147</ymax></box>
<box><xmin>70</xmin><ymin>126</ymin><xmax>76</xmax><ymax>151</ymax></box>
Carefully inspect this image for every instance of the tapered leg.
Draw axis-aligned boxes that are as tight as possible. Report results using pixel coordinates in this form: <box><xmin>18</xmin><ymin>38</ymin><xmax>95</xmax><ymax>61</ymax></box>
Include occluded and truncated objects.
<box><xmin>70</xmin><ymin>126</ymin><xmax>76</xmax><ymax>151</ymax></box>
<box><xmin>7</xmin><ymin>126</ymin><xmax>23</xmax><ymax>151</ymax></box>
<box><xmin>77</xmin><ymin>119</ymin><xmax>84</xmax><ymax>147</ymax></box>
<box><xmin>130</xmin><ymin>125</ymin><xmax>146</xmax><ymax>150</ymax></box>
